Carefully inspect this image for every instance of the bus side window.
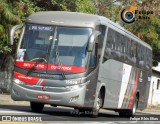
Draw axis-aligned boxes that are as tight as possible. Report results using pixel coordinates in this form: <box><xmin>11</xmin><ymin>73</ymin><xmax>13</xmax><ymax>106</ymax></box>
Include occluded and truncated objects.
<box><xmin>125</xmin><ymin>37</ymin><xmax>131</xmax><ymax>58</ymax></box>
<box><xmin>116</xmin><ymin>32</ymin><xmax>122</xmax><ymax>52</ymax></box>
<box><xmin>149</xmin><ymin>50</ymin><xmax>152</xmax><ymax>67</ymax></box>
<box><xmin>125</xmin><ymin>37</ymin><xmax>128</xmax><ymax>55</ymax></box>
<box><xmin>98</xmin><ymin>25</ymin><xmax>106</xmax><ymax>58</ymax></box>
<box><xmin>144</xmin><ymin>48</ymin><xmax>147</xmax><ymax>67</ymax></box>
<box><xmin>103</xmin><ymin>28</ymin><xmax>111</xmax><ymax>63</ymax></box>
<box><xmin>106</xmin><ymin>31</ymin><xmax>111</xmax><ymax>48</ymax></box>
<box><xmin>131</xmin><ymin>40</ymin><xmax>137</xmax><ymax>63</ymax></box>
<box><xmin>146</xmin><ymin>49</ymin><xmax>150</xmax><ymax>69</ymax></box>
<box><xmin>113</xmin><ymin>31</ymin><xmax>116</xmax><ymax>50</ymax></box>
<box><xmin>139</xmin><ymin>45</ymin><xmax>142</xmax><ymax>61</ymax></box>
<box><xmin>137</xmin><ymin>43</ymin><xmax>140</xmax><ymax>66</ymax></box>
<box><xmin>122</xmin><ymin>35</ymin><xmax>125</xmax><ymax>54</ymax></box>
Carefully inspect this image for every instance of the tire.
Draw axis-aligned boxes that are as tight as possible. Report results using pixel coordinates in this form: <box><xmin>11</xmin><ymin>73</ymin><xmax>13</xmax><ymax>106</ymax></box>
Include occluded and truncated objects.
<box><xmin>90</xmin><ymin>92</ymin><xmax>103</xmax><ymax>118</ymax></box>
<box><xmin>119</xmin><ymin>111</ymin><xmax>127</xmax><ymax>117</ymax></box>
<box><xmin>119</xmin><ymin>97</ymin><xmax>138</xmax><ymax>117</ymax></box>
<box><xmin>128</xmin><ymin>97</ymin><xmax>138</xmax><ymax>117</ymax></box>
<box><xmin>30</xmin><ymin>102</ymin><xmax>44</xmax><ymax>112</ymax></box>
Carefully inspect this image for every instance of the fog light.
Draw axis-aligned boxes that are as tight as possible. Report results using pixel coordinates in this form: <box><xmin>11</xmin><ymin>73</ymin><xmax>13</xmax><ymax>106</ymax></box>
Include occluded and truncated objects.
<box><xmin>70</xmin><ymin>95</ymin><xmax>79</xmax><ymax>103</ymax></box>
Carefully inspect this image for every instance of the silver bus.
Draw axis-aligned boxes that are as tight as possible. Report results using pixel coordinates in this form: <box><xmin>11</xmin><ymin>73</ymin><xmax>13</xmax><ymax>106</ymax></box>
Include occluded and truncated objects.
<box><xmin>10</xmin><ymin>11</ymin><xmax>152</xmax><ymax>117</ymax></box>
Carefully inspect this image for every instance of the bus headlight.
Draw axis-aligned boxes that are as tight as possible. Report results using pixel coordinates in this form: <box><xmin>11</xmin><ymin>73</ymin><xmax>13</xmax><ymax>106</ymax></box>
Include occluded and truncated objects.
<box><xmin>14</xmin><ymin>79</ymin><xmax>25</xmax><ymax>85</ymax></box>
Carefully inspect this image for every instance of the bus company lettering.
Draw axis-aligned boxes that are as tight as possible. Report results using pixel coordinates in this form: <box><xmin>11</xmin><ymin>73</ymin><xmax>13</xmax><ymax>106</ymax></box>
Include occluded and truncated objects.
<box><xmin>23</xmin><ymin>63</ymin><xmax>45</xmax><ymax>69</ymax></box>
<box><xmin>18</xmin><ymin>75</ymin><xmax>32</xmax><ymax>80</ymax></box>
<box><xmin>50</xmin><ymin>65</ymin><xmax>72</xmax><ymax>71</ymax></box>
<box><xmin>15</xmin><ymin>61</ymin><xmax>86</xmax><ymax>73</ymax></box>
<box><xmin>66</xmin><ymin>80</ymin><xmax>78</xmax><ymax>85</ymax></box>
<box><xmin>23</xmin><ymin>63</ymin><xmax>31</xmax><ymax>67</ymax></box>
<box><xmin>30</xmin><ymin>25</ymin><xmax>53</xmax><ymax>31</ymax></box>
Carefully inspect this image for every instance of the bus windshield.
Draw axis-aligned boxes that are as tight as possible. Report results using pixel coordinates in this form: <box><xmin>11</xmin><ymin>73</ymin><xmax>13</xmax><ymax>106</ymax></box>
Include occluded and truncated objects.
<box><xmin>19</xmin><ymin>24</ymin><xmax>92</xmax><ymax>73</ymax></box>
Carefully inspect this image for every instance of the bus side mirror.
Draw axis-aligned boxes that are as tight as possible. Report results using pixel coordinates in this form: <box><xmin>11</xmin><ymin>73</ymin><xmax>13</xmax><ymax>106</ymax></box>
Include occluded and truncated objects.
<box><xmin>10</xmin><ymin>24</ymin><xmax>23</xmax><ymax>45</ymax></box>
<box><xmin>87</xmin><ymin>31</ymin><xmax>101</xmax><ymax>52</ymax></box>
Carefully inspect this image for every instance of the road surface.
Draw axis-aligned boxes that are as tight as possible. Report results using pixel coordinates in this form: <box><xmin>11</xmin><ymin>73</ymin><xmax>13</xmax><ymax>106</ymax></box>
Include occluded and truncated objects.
<box><xmin>0</xmin><ymin>104</ymin><xmax>159</xmax><ymax>123</ymax></box>
<box><xmin>0</xmin><ymin>94</ymin><xmax>159</xmax><ymax>123</ymax></box>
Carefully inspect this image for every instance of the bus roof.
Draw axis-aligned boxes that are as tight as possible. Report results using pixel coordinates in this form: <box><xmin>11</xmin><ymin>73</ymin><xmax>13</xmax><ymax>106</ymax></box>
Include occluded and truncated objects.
<box><xmin>26</xmin><ymin>11</ymin><xmax>152</xmax><ymax>50</ymax></box>
<box><xmin>26</xmin><ymin>11</ymin><xmax>101</xmax><ymax>28</ymax></box>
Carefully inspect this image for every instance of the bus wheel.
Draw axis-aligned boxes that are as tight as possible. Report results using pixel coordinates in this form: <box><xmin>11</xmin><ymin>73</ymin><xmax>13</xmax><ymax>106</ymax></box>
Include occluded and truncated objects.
<box><xmin>119</xmin><ymin>97</ymin><xmax>138</xmax><ymax>117</ymax></box>
<box><xmin>91</xmin><ymin>92</ymin><xmax>102</xmax><ymax>118</ymax></box>
<box><xmin>30</xmin><ymin>102</ymin><xmax>44</xmax><ymax>112</ymax></box>
<box><xmin>128</xmin><ymin>97</ymin><xmax>138</xmax><ymax>117</ymax></box>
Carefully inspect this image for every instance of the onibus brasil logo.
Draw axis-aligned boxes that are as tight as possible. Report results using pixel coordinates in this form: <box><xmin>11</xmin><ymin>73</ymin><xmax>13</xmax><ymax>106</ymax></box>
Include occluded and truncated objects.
<box><xmin>120</xmin><ymin>5</ymin><xmax>154</xmax><ymax>24</ymax></box>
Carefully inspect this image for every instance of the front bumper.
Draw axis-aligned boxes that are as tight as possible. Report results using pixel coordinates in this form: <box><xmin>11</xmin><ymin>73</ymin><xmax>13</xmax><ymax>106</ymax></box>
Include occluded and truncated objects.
<box><xmin>11</xmin><ymin>83</ymin><xmax>86</xmax><ymax>107</ymax></box>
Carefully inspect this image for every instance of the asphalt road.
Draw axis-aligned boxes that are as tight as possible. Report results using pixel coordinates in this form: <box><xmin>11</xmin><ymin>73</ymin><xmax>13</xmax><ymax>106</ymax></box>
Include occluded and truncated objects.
<box><xmin>0</xmin><ymin>104</ymin><xmax>159</xmax><ymax>123</ymax></box>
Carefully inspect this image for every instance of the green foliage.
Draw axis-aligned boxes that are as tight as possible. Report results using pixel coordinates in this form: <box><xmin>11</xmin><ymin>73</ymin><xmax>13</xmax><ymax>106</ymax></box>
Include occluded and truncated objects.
<box><xmin>15</xmin><ymin>0</ymin><xmax>41</xmax><ymax>22</ymax></box>
<box><xmin>93</xmin><ymin>0</ymin><xmax>121</xmax><ymax>21</ymax></box>
<box><xmin>34</xmin><ymin>0</ymin><xmax>94</xmax><ymax>13</ymax></box>
<box><xmin>0</xmin><ymin>0</ymin><xmax>40</xmax><ymax>54</ymax></box>
<box><xmin>76</xmin><ymin>0</ymin><xmax>94</xmax><ymax>13</ymax></box>
<box><xmin>0</xmin><ymin>0</ymin><xmax>18</xmax><ymax>53</ymax></box>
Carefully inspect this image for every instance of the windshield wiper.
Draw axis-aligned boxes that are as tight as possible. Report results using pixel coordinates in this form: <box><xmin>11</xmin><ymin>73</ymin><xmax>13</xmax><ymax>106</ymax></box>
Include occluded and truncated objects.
<box><xmin>54</xmin><ymin>46</ymin><xmax>66</xmax><ymax>79</ymax></box>
<box><xmin>27</xmin><ymin>58</ymin><xmax>47</xmax><ymax>76</ymax></box>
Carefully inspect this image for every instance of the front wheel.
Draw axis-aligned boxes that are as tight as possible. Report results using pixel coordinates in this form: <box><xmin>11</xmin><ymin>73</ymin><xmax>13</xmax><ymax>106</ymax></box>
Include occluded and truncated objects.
<box><xmin>30</xmin><ymin>102</ymin><xmax>44</xmax><ymax>112</ymax></box>
<box><xmin>90</xmin><ymin>92</ymin><xmax>103</xmax><ymax>118</ymax></box>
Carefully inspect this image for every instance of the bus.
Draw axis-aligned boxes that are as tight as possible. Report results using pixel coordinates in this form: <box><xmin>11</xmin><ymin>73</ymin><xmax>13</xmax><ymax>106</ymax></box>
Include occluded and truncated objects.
<box><xmin>10</xmin><ymin>11</ymin><xmax>152</xmax><ymax>117</ymax></box>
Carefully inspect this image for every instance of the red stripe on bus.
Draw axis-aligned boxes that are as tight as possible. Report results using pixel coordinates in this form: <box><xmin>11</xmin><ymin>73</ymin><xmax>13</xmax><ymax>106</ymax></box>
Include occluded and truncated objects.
<box><xmin>47</xmin><ymin>64</ymin><xmax>86</xmax><ymax>73</ymax></box>
<box><xmin>15</xmin><ymin>61</ymin><xmax>47</xmax><ymax>70</ymax></box>
<box><xmin>15</xmin><ymin>61</ymin><xmax>86</xmax><ymax>73</ymax></box>
<box><xmin>14</xmin><ymin>71</ymin><xmax>39</xmax><ymax>85</ymax></box>
<box><xmin>40</xmin><ymin>80</ymin><xmax>46</xmax><ymax>86</ymax></box>
<box><xmin>128</xmin><ymin>70</ymin><xmax>139</xmax><ymax>109</ymax></box>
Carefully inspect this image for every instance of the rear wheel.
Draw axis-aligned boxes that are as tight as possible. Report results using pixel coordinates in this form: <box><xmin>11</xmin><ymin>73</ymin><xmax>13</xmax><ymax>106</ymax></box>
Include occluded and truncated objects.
<box><xmin>128</xmin><ymin>97</ymin><xmax>138</xmax><ymax>117</ymax></box>
<box><xmin>30</xmin><ymin>102</ymin><xmax>44</xmax><ymax>112</ymax></box>
<box><xmin>119</xmin><ymin>97</ymin><xmax>138</xmax><ymax>117</ymax></box>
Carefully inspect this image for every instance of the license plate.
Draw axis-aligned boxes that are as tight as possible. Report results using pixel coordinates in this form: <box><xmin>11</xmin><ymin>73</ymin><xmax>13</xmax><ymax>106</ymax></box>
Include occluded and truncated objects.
<box><xmin>37</xmin><ymin>94</ymin><xmax>50</xmax><ymax>100</ymax></box>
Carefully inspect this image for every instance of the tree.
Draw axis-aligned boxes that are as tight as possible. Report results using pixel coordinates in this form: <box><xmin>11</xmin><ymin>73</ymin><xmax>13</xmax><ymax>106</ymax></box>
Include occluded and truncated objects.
<box><xmin>0</xmin><ymin>0</ymin><xmax>40</xmax><ymax>54</ymax></box>
<box><xmin>34</xmin><ymin>0</ymin><xmax>94</xmax><ymax>13</ymax></box>
<box><xmin>121</xmin><ymin>0</ymin><xmax>160</xmax><ymax>65</ymax></box>
<box><xmin>93</xmin><ymin>0</ymin><xmax>121</xmax><ymax>21</ymax></box>
<box><xmin>0</xmin><ymin>0</ymin><xmax>19</xmax><ymax>53</ymax></box>
<box><xmin>93</xmin><ymin>0</ymin><xmax>160</xmax><ymax>66</ymax></box>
